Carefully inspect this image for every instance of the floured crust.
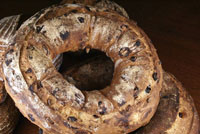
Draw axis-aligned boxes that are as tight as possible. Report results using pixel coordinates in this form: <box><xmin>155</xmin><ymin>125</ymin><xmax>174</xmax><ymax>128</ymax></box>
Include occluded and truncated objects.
<box><xmin>60</xmin><ymin>0</ymin><xmax>129</xmax><ymax>18</ymax></box>
<box><xmin>0</xmin><ymin>15</ymin><xmax>21</xmax><ymax>81</ymax></box>
<box><xmin>0</xmin><ymin>15</ymin><xmax>21</xmax><ymax>134</ymax></box>
<box><xmin>0</xmin><ymin>14</ymin><xmax>62</xmax><ymax>134</ymax></box>
<box><xmin>2</xmin><ymin>3</ymin><xmax>162</xmax><ymax>134</ymax></box>
<box><xmin>62</xmin><ymin>57</ymin><xmax>199</xmax><ymax>134</ymax></box>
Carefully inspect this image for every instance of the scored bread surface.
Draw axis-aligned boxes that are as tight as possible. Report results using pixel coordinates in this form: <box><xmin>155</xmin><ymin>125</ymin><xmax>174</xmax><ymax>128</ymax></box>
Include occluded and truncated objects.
<box><xmin>2</xmin><ymin>3</ymin><xmax>162</xmax><ymax>134</ymax></box>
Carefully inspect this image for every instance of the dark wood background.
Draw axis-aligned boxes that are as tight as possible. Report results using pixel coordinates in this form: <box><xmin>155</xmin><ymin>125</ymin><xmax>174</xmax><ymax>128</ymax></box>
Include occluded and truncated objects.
<box><xmin>0</xmin><ymin>0</ymin><xmax>200</xmax><ymax>133</ymax></box>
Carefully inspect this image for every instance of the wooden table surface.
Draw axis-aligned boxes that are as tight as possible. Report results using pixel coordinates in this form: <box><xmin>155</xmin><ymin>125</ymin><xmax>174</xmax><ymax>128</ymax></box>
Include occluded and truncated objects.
<box><xmin>0</xmin><ymin>0</ymin><xmax>200</xmax><ymax>133</ymax></box>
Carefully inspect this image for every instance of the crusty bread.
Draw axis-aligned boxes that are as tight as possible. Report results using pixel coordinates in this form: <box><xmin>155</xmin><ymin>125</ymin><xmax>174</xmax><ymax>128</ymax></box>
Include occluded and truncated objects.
<box><xmin>133</xmin><ymin>72</ymin><xmax>200</xmax><ymax>134</ymax></box>
<box><xmin>0</xmin><ymin>15</ymin><xmax>20</xmax><ymax>134</ymax></box>
<box><xmin>2</xmin><ymin>2</ymin><xmax>162</xmax><ymax>134</ymax></box>
<box><xmin>0</xmin><ymin>95</ymin><xmax>19</xmax><ymax>134</ymax></box>
<box><xmin>0</xmin><ymin>15</ymin><xmax>21</xmax><ymax>81</ymax></box>
<box><xmin>60</xmin><ymin>0</ymin><xmax>129</xmax><ymax>18</ymax></box>
<box><xmin>0</xmin><ymin>14</ymin><xmax>63</xmax><ymax>134</ymax></box>
<box><xmin>62</xmin><ymin>56</ymin><xmax>199</xmax><ymax>134</ymax></box>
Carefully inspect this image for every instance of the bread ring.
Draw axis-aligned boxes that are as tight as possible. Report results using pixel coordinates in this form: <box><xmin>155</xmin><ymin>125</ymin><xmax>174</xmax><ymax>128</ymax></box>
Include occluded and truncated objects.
<box><xmin>2</xmin><ymin>4</ymin><xmax>162</xmax><ymax>134</ymax></box>
<box><xmin>62</xmin><ymin>57</ymin><xmax>199</xmax><ymax>134</ymax></box>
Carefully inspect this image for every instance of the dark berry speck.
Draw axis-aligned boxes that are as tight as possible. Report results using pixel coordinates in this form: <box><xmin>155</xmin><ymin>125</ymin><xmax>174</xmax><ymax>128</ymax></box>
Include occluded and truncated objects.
<box><xmin>179</xmin><ymin>112</ymin><xmax>183</xmax><ymax>118</ymax></box>
<box><xmin>36</xmin><ymin>25</ymin><xmax>44</xmax><ymax>33</ymax></box>
<box><xmin>93</xmin><ymin>115</ymin><xmax>99</xmax><ymax>118</ymax></box>
<box><xmin>119</xmin><ymin>47</ymin><xmax>131</xmax><ymax>57</ymax></box>
<box><xmin>145</xmin><ymin>86</ymin><xmax>151</xmax><ymax>93</ymax></box>
<box><xmin>98</xmin><ymin>101</ymin><xmax>102</xmax><ymax>106</ymax></box>
<box><xmin>134</xmin><ymin>40</ymin><xmax>141</xmax><ymax>46</ymax></box>
<box><xmin>5</xmin><ymin>59</ymin><xmax>12</xmax><ymax>66</ymax></box>
<box><xmin>60</xmin><ymin>31</ymin><xmax>69</xmax><ymax>41</ymax></box>
<box><xmin>28</xmin><ymin>114</ymin><xmax>35</xmax><ymax>122</ymax></box>
<box><xmin>67</xmin><ymin>116</ymin><xmax>77</xmax><ymax>122</ymax></box>
<box><xmin>130</xmin><ymin>56</ymin><xmax>136</xmax><ymax>62</ymax></box>
<box><xmin>26</xmin><ymin>68</ymin><xmax>32</xmax><ymax>73</ymax></box>
<box><xmin>78</xmin><ymin>17</ymin><xmax>84</xmax><ymax>23</ymax></box>
<box><xmin>152</xmin><ymin>72</ymin><xmax>158</xmax><ymax>81</ymax></box>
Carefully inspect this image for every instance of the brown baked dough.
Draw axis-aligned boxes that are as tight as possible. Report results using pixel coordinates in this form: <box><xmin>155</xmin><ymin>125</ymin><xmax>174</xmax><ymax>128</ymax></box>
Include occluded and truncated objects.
<box><xmin>133</xmin><ymin>72</ymin><xmax>200</xmax><ymax>134</ymax></box>
<box><xmin>0</xmin><ymin>15</ymin><xmax>62</xmax><ymax>134</ymax></box>
<box><xmin>0</xmin><ymin>96</ymin><xmax>19</xmax><ymax>134</ymax></box>
<box><xmin>62</xmin><ymin>56</ymin><xmax>199</xmax><ymax>134</ymax></box>
<box><xmin>0</xmin><ymin>15</ymin><xmax>21</xmax><ymax>81</ymax></box>
<box><xmin>190</xmin><ymin>105</ymin><xmax>200</xmax><ymax>134</ymax></box>
<box><xmin>42</xmin><ymin>0</ymin><xmax>129</xmax><ymax>133</ymax></box>
<box><xmin>60</xmin><ymin>0</ymin><xmax>129</xmax><ymax>18</ymax></box>
<box><xmin>2</xmin><ymin>3</ymin><xmax>162</xmax><ymax>134</ymax></box>
<box><xmin>0</xmin><ymin>15</ymin><xmax>20</xmax><ymax>134</ymax></box>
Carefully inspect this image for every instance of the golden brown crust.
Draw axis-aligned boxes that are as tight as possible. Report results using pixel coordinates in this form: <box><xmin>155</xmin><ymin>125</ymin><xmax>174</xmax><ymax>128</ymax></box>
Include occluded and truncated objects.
<box><xmin>0</xmin><ymin>15</ymin><xmax>21</xmax><ymax>134</ymax></box>
<box><xmin>0</xmin><ymin>81</ymin><xmax>7</xmax><ymax>104</ymax></box>
<box><xmin>62</xmin><ymin>57</ymin><xmax>199</xmax><ymax>134</ymax></box>
<box><xmin>0</xmin><ymin>14</ymin><xmax>61</xmax><ymax>134</ymax></box>
<box><xmin>60</xmin><ymin>0</ymin><xmax>129</xmax><ymax>18</ymax></box>
<box><xmin>2</xmin><ymin>4</ymin><xmax>162</xmax><ymax>134</ymax></box>
<box><xmin>0</xmin><ymin>15</ymin><xmax>21</xmax><ymax>82</ymax></box>
<box><xmin>133</xmin><ymin>72</ymin><xmax>200</xmax><ymax>134</ymax></box>
<box><xmin>190</xmin><ymin>106</ymin><xmax>200</xmax><ymax>134</ymax></box>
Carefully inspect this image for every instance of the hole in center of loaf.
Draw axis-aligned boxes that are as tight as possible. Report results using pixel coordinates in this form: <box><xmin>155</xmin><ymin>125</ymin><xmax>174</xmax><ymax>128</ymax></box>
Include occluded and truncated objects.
<box><xmin>59</xmin><ymin>49</ymin><xmax>114</xmax><ymax>91</ymax></box>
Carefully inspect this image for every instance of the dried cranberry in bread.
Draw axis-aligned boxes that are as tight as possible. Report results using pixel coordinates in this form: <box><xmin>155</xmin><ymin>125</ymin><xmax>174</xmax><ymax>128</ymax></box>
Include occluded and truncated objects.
<box><xmin>2</xmin><ymin>3</ymin><xmax>162</xmax><ymax>134</ymax></box>
<box><xmin>62</xmin><ymin>57</ymin><xmax>199</xmax><ymax>134</ymax></box>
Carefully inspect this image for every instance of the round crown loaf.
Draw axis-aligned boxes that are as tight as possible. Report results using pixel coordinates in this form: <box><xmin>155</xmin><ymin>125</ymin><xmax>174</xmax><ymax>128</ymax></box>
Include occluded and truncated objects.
<box><xmin>41</xmin><ymin>0</ymin><xmax>130</xmax><ymax>133</ymax></box>
<box><xmin>2</xmin><ymin>3</ymin><xmax>162</xmax><ymax>134</ymax></box>
<box><xmin>62</xmin><ymin>56</ymin><xmax>199</xmax><ymax>134</ymax></box>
